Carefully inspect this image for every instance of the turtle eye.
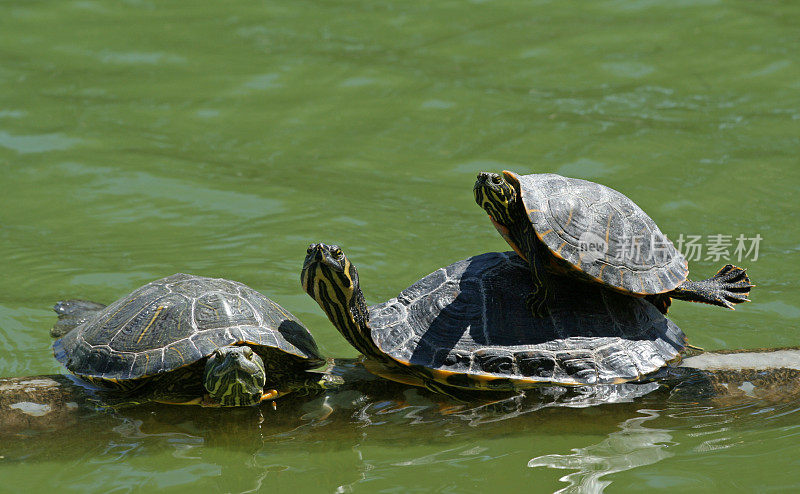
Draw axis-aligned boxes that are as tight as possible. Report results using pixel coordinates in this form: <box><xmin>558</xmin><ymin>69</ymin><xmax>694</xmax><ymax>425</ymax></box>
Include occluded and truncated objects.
<box><xmin>307</xmin><ymin>244</ymin><xmax>315</xmax><ymax>254</ymax></box>
<box><xmin>244</xmin><ymin>347</ymin><xmax>254</xmax><ymax>359</ymax></box>
<box><xmin>213</xmin><ymin>349</ymin><xmax>222</xmax><ymax>359</ymax></box>
<box><xmin>333</xmin><ymin>248</ymin><xmax>343</xmax><ymax>259</ymax></box>
<box><xmin>491</xmin><ymin>175</ymin><xmax>501</xmax><ymax>185</ymax></box>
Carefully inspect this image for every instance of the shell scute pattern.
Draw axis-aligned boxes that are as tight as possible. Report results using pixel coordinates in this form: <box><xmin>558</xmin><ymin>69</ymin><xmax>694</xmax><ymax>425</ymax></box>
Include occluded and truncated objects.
<box><xmin>396</xmin><ymin>268</ymin><xmax>449</xmax><ymax>305</ymax></box>
<box><xmin>440</xmin><ymin>350</ymin><xmax>471</xmax><ymax>369</ymax></box>
<box><xmin>164</xmin><ymin>336</ymin><xmax>199</xmax><ymax>369</ymax></box>
<box><xmin>514</xmin><ymin>172</ymin><xmax>689</xmax><ymax>295</ymax></box>
<box><xmin>595</xmin><ymin>347</ymin><xmax>641</xmax><ymax>382</ymax></box>
<box><xmin>79</xmin><ymin>344</ymin><xmax>113</xmax><ymax>376</ymax></box>
<box><xmin>238</xmin><ymin>287</ymin><xmax>321</xmax><ymax>355</ymax></box>
<box><xmin>168</xmin><ymin>274</ymin><xmax>238</xmax><ymax>298</ymax></box>
<box><xmin>140</xmin><ymin>349</ymin><xmax>165</xmax><ymax>377</ymax></box>
<box><xmin>516</xmin><ymin>352</ymin><xmax>556</xmax><ymax>379</ymax></box>
<box><xmin>53</xmin><ymin>274</ymin><xmax>322</xmax><ymax>384</ymax></box>
<box><xmin>368</xmin><ymin>252</ymin><xmax>686</xmax><ymax>387</ymax></box>
<box><xmin>194</xmin><ymin>292</ymin><xmax>258</xmax><ymax>331</ymax></box>
<box><xmin>376</xmin><ymin>322</ymin><xmax>413</xmax><ymax>356</ymax></box>
<box><xmin>473</xmin><ymin>349</ymin><xmax>515</xmax><ymax>375</ymax></box>
<box><xmin>82</xmin><ymin>283</ymin><xmax>169</xmax><ymax>346</ymax></box>
<box><xmin>108</xmin><ymin>294</ymin><xmax>192</xmax><ymax>353</ymax></box>
<box><xmin>557</xmin><ymin>351</ymin><xmax>598</xmax><ymax>384</ymax></box>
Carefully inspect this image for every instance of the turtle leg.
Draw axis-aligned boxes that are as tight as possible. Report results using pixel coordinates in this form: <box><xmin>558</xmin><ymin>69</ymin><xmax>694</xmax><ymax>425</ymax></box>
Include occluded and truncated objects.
<box><xmin>50</xmin><ymin>299</ymin><xmax>107</xmax><ymax>338</ymax></box>
<box><xmin>273</xmin><ymin>374</ymin><xmax>345</xmax><ymax>419</ymax></box>
<box><xmin>525</xmin><ymin>239</ymin><xmax>552</xmax><ymax>318</ymax></box>
<box><xmin>282</xmin><ymin>371</ymin><xmax>346</xmax><ymax>397</ymax></box>
<box><xmin>666</xmin><ymin>264</ymin><xmax>753</xmax><ymax>309</ymax></box>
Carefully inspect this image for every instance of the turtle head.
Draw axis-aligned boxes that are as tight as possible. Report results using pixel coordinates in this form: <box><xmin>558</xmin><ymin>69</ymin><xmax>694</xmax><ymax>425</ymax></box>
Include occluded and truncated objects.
<box><xmin>301</xmin><ymin>243</ymin><xmax>374</xmax><ymax>357</ymax></box>
<box><xmin>203</xmin><ymin>346</ymin><xmax>267</xmax><ymax>406</ymax></box>
<box><xmin>301</xmin><ymin>243</ymin><xmax>360</xmax><ymax>307</ymax></box>
<box><xmin>474</xmin><ymin>171</ymin><xmax>518</xmax><ymax>226</ymax></box>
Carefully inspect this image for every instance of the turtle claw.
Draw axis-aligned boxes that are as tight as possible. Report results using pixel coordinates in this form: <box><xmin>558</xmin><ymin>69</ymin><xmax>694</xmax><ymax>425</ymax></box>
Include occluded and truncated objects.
<box><xmin>716</xmin><ymin>298</ymin><xmax>736</xmax><ymax>310</ymax></box>
<box><xmin>715</xmin><ymin>265</ymin><xmax>754</xmax><ymax>309</ymax></box>
<box><xmin>260</xmin><ymin>389</ymin><xmax>280</xmax><ymax>401</ymax></box>
<box><xmin>673</xmin><ymin>265</ymin><xmax>754</xmax><ymax>310</ymax></box>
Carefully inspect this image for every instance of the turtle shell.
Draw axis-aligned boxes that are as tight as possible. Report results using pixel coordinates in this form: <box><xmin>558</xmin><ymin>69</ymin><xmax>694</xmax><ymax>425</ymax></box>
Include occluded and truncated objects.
<box><xmin>53</xmin><ymin>273</ymin><xmax>323</xmax><ymax>387</ymax></box>
<box><xmin>368</xmin><ymin>252</ymin><xmax>686</xmax><ymax>389</ymax></box>
<box><xmin>506</xmin><ymin>171</ymin><xmax>689</xmax><ymax>295</ymax></box>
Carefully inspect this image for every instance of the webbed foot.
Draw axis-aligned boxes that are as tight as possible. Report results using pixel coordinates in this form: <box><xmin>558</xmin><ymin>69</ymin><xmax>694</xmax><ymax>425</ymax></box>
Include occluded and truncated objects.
<box><xmin>712</xmin><ymin>264</ymin><xmax>754</xmax><ymax>309</ymax></box>
<box><xmin>671</xmin><ymin>265</ymin><xmax>754</xmax><ymax>310</ymax></box>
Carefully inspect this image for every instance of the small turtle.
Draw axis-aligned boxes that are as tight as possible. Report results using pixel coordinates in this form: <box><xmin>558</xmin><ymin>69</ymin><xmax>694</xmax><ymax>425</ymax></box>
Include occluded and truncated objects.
<box><xmin>52</xmin><ymin>273</ymin><xmax>325</xmax><ymax>406</ymax></box>
<box><xmin>474</xmin><ymin>171</ymin><xmax>753</xmax><ymax>316</ymax></box>
<box><xmin>301</xmin><ymin>244</ymin><xmax>687</xmax><ymax>394</ymax></box>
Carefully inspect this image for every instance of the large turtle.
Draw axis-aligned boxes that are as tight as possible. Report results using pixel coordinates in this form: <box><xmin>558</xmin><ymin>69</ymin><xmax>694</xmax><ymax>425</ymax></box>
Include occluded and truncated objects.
<box><xmin>53</xmin><ymin>273</ymin><xmax>325</xmax><ymax>406</ymax></box>
<box><xmin>474</xmin><ymin>171</ymin><xmax>753</xmax><ymax>316</ymax></box>
<box><xmin>301</xmin><ymin>244</ymin><xmax>687</xmax><ymax>394</ymax></box>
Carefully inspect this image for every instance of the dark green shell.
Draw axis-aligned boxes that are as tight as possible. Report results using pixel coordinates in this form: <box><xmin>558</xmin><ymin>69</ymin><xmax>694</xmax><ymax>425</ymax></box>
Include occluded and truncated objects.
<box><xmin>509</xmin><ymin>171</ymin><xmax>689</xmax><ymax>295</ymax></box>
<box><xmin>53</xmin><ymin>273</ymin><xmax>323</xmax><ymax>387</ymax></box>
<box><xmin>368</xmin><ymin>252</ymin><xmax>686</xmax><ymax>388</ymax></box>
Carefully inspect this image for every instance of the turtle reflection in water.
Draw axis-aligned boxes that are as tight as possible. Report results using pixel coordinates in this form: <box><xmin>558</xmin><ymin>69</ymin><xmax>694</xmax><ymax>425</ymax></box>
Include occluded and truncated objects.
<box><xmin>52</xmin><ymin>274</ymin><xmax>330</xmax><ymax>407</ymax></box>
<box><xmin>474</xmin><ymin>171</ymin><xmax>753</xmax><ymax>316</ymax></box>
<box><xmin>3</xmin><ymin>346</ymin><xmax>800</xmax><ymax>439</ymax></box>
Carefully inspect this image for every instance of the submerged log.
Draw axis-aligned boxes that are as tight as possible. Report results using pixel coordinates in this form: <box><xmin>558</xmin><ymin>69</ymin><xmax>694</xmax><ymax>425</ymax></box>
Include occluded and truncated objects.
<box><xmin>0</xmin><ymin>374</ymin><xmax>103</xmax><ymax>433</ymax></box>
<box><xmin>2</xmin><ymin>350</ymin><xmax>799</xmax><ymax>437</ymax></box>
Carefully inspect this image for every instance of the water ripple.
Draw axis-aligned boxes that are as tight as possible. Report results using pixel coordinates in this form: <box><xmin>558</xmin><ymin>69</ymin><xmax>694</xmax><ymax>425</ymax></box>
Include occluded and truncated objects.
<box><xmin>0</xmin><ymin>131</ymin><xmax>83</xmax><ymax>154</ymax></box>
<box><xmin>528</xmin><ymin>409</ymin><xmax>674</xmax><ymax>494</ymax></box>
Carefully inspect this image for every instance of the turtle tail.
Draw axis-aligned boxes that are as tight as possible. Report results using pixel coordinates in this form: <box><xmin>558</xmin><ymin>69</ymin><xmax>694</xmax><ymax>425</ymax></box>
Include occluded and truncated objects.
<box><xmin>50</xmin><ymin>299</ymin><xmax>107</xmax><ymax>338</ymax></box>
<box><xmin>666</xmin><ymin>264</ymin><xmax>754</xmax><ymax>310</ymax></box>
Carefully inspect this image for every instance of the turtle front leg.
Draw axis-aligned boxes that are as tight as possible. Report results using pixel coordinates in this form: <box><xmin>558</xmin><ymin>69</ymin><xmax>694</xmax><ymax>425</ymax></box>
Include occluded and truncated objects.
<box><xmin>525</xmin><ymin>239</ymin><xmax>552</xmax><ymax>318</ymax></box>
<box><xmin>289</xmin><ymin>371</ymin><xmax>346</xmax><ymax>397</ymax></box>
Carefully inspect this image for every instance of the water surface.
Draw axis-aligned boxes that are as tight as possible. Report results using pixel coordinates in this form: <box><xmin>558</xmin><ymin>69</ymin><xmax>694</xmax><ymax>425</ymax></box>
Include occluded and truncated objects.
<box><xmin>1</xmin><ymin>0</ymin><xmax>799</xmax><ymax>492</ymax></box>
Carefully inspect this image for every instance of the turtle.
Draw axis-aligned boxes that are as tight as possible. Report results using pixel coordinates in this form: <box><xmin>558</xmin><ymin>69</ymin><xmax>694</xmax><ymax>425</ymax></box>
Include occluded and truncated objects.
<box><xmin>301</xmin><ymin>243</ymin><xmax>688</xmax><ymax>395</ymax></box>
<box><xmin>52</xmin><ymin>273</ymin><xmax>326</xmax><ymax>407</ymax></box>
<box><xmin>473</xmin><ymin>171</ymin><xmax>753</xmax><ymax>316</ymax></box>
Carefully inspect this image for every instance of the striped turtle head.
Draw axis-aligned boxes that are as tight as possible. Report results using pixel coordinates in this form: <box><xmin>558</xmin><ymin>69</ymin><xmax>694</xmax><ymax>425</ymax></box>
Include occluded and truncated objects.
<box><xmin>474</xmin><ymin>171</ymin><xmax>519</xmax><ymax>226</ymax></box>
<box><xmin>301</xmin><ymin>243</ymin><xmax>360</xmax><ymax>308</ymax></box>
<box><xmin>203</xmin><ymin>346</ymin><xmax>267</xmax><ymax>406</ymax></box>
<box><xmin>302</xmin><ymin>243</ymin><xmax>376</xmax><ymax>358</ymax></box>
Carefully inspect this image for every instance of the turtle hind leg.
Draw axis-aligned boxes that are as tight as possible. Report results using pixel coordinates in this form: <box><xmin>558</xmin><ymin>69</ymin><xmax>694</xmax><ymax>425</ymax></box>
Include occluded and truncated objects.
<box><xmin>668</xmin><ymin>264</ymin><xmax>753</xmax><ymax>309</ymax></box>
<box><xmin>50</xmin><ymin>299</ymin><xmax>107</xmax><ymax>338</ymax></box>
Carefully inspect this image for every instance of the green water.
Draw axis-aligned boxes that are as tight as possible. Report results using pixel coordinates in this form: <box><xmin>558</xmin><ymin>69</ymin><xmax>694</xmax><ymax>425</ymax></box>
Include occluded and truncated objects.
<box><xmin>1</xmin><ymin>0</ymin><xmax>799</xmax><ymax>491</ymax></box>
